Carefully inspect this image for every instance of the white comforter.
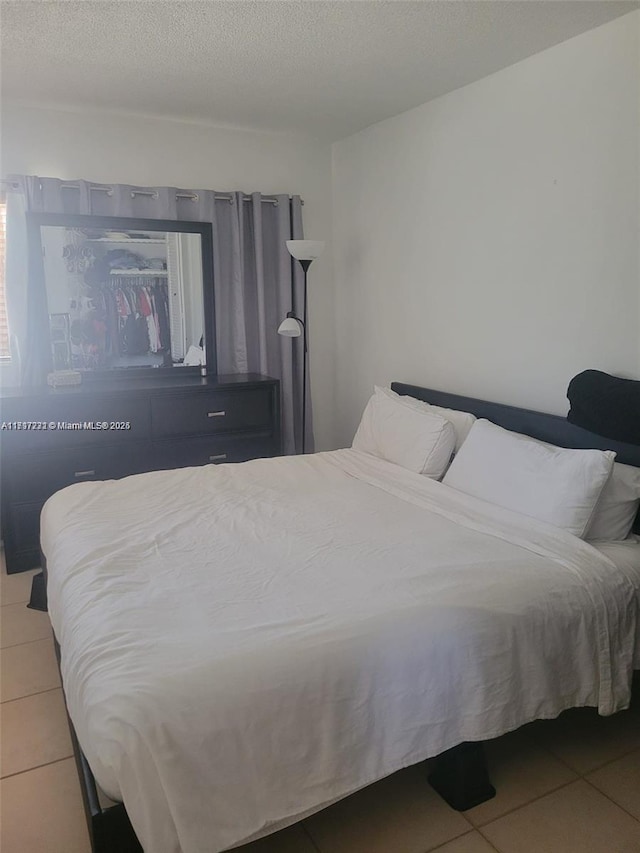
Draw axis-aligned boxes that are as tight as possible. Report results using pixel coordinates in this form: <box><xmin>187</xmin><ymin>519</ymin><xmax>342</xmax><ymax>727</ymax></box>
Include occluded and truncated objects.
<box><xmin>41</xmin><ymin>449</ymin><xmax>639</xmax><ymax>853</ymax></box>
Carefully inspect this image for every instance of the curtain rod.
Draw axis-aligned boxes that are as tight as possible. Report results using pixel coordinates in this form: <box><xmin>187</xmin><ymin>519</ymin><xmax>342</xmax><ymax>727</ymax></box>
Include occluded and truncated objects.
<box><xmin>0</xmin><ymin>179</ymin><xmax>303</xmax><ymax>206</ymax></box>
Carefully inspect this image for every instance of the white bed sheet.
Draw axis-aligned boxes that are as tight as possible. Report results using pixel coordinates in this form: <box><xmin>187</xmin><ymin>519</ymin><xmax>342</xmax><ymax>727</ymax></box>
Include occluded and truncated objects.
<box><xmin>41</xmin><ymin>449</ymin><xmax>639</xmax><ymax>853</ymax></box>
<box><xmin>591</xmin><ymin>539</ymin><xmax>640</xmax><ymax>666</ymax></box>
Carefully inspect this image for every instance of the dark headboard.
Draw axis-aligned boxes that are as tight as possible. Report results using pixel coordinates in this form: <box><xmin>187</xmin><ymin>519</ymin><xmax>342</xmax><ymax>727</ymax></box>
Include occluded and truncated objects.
<box><xmin>391</xmin><ymin>382</ymin><xmax>640</xmax><ymax>531</ymax></box>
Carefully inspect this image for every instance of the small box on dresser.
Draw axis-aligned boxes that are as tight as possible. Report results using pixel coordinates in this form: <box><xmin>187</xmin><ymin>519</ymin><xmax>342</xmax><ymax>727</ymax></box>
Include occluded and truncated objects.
<box><xmin>0</xmin><ymin>373</ymin><xmax>281</xmax><ymax>573</ymax></box>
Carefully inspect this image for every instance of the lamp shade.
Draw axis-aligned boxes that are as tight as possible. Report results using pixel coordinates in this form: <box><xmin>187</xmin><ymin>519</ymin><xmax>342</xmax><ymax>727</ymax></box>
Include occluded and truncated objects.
<box><xmin>277</xmin><ymin>316</ymin><xmax>303</xmax><ymax>337</ymax></box>
<box><xmin>286</xmin><ymin>240</ymin><xmax>325</xmax><ymax>261</ymax></box>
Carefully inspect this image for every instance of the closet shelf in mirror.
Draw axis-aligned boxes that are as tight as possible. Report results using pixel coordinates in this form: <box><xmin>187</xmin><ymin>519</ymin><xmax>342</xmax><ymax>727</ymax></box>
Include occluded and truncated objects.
<box><xmin>87</xmin><ymin>237</ymin><xmax>167</xmax><ymax>243</ymax></box>
<box><xmin>109</xmin><ymin>269</ymin><xmax>168</xmax><ymax>276</ymax></box>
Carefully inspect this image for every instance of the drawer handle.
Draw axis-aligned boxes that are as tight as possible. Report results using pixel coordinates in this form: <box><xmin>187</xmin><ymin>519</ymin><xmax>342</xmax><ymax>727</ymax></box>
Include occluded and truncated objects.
<box><xmin>74</xmin><ymin>469</ymin><xmax>95</xmax><ymax>478</ymax></box>
<box><xmin>207</xmin><ymin>411</ymin><xmax>226</xmax><ymax>418</ymax></box>
<box><xmin>209</xmin><ymin>454</ymin><xmax>227</xmax><ymax>463</ymax></box>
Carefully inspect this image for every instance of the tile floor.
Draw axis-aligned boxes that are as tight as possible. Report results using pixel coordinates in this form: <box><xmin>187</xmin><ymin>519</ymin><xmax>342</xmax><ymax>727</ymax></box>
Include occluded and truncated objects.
<box><xmin>2</xmin><ymin>559</ymin><xmax>640</xmax><ymax>853</ymax></box>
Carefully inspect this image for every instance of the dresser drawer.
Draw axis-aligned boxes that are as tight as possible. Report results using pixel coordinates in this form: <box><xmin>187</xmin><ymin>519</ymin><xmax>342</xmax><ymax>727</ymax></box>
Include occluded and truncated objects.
<box><xmin>5</xmin><ymin>502</ymin><xmax>43</xmax><ymax>557</ymax></box>
<box><xmin>0</xmin><ymin>396</ymin><xmax>150</xmax><ymax>449</ymax></box>
<box><xmin>153</xmin><ymin>433</ymin><xmax>278</xmax><ymax>470</ymax></box>
<box><xmin>6</xmin><ymin>442</ymin><xmax>152</xmax><ymax>503</ymax></box>
<box><xmin>151</xmin><ymin>388</ymin><xmax>273</xmax><ymax>439</ymax></box>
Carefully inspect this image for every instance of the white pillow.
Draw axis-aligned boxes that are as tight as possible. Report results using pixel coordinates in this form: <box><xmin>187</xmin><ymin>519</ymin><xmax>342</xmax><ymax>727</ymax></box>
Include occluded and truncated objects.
<box><xmin>424</xmin><ymin>405</ymin><xmax>476</xmax><ymax>454</ymax></box>
<box><xmin>586</xmin><ymin>463</ymin><xmax>640</xmax><ymax>541</ymax></box>
<box><xmin>377</xmin><ymin>388</ymin><xmax>476</xmax><ymax>453</ymax></box>
<box><xmin>406</xmin><ymin>400</ymin><xmax>475</xmax><ymax>454</ymax></box>
<box><xmin>442</xmin><ymin>419</ymin><xmax>616</xmax><ymax>537</ymax></box>
<box><xmin>352</xmin><ymin>386</ymin><xmax>456</xmax><ymax>478</ymax></box>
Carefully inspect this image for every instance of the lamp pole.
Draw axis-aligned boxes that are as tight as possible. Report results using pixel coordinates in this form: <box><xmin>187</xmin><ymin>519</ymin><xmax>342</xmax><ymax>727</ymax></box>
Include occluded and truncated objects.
<box><xmin>279</xmin><ymin>240</ymin><xmax>324</xmax><ymax>455</ymax></box>
<box><xmin>299</xmin><ymin>259</ymin><xmax>311</xmax><ymax>455</ymax></box>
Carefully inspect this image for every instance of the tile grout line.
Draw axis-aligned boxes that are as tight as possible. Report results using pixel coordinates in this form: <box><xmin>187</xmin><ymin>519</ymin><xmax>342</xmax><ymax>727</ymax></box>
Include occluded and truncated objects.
<box><xmin>523</xmin><ymin>738</ymin><xmax>585</xmax><ymax>778</ymax></box>
<box><xmin>472</xmin><ymin>771</ymin><xmax>640</xmax><ymax>848</ymax></box>
<box><xmin>1</xmin><ymin>586</ymin><xmax>38</xmax><ymax>606</ymax></box>
<box><xmin>0</xmin><ymin>635</ymin><xmax>54</xmax><ymax>650</ymax></box>
<box><xmin>0</xmin><ymin>635</ymin><xmax>54</xmax><ymax>651</ymax></box>
<box><xmin>1</xmin><ymin>685</ymin><xmax>62</xmax><ymax>705</ymax></box>
<box><xmin>468</xmin><ymin>776</ymin><xmax>578</xmax><ymax>831</ymax></box>
<box><xmin>575</xmin><ymin>743</ymin><xmax>640</xmax><ymax>778</ymax></box>
<box><xmin>419</xmin><ymin>828</ymin><xmax>473</xmax><ymax>853</ymax></box>
<box><xmin>421</xmin><ymin>825</ymin><xmax>485</xmax><ymax>853</ymax></box>
<box><xmin>474</xmin><ymin>823</ymin><xmax>506</xmax><ymax>852</ymax></box>
<box><xmin>582</xmin><ymin>776</ymin><xmax>640</xmax><ymax>826</ymax></box>
<box><xmin>2</xmin><ymin>594</ymin><xmax>40</xmax><ymax>607</ymax></box>
<box><xmin>536</xmin><ymin>738</ymin><xmax>640</xmax><ymax>780</ymax></box>
<box><xmin>1</xmin><ymin>683</ymin><xmax>63</xmax><ymax>705</ymax></box>
<box><xmin>1</xmin><ymin>753</ymin><xmax>74</xmax><ymax>782</ymax></box>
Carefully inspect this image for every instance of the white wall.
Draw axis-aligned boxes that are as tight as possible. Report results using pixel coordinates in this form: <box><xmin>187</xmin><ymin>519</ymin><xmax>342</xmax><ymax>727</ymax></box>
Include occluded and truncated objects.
<box><xmin>0</xmin><ymin>103</ymin><xmax>336</xmax><ymax>449</ymax></box>
<box><xmin>332</xmin><ymin>12</ymin><xmax>640</xmax><ymax>448</ymax></box>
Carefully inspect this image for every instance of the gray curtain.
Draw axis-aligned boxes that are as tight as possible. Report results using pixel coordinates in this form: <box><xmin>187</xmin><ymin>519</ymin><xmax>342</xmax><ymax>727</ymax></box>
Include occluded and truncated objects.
<box><xmin>6</xmin><ymin>175</ymin><xmax>311</xmax><ymax>454</ymax></box>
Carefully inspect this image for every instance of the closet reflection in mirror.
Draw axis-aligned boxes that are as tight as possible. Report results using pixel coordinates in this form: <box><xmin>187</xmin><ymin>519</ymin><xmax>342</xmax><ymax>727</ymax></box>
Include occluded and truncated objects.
<box><xmin>40</xmin><ymin>223</ymin><xmax>206</xmax><ymax>371</ymax></box>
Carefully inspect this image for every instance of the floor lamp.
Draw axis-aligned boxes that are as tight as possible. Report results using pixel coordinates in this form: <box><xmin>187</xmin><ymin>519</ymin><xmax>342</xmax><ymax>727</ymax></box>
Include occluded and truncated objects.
<box><xmin>278</xmin><ymin>240</ymin><xmax>324</xmax><ymax>454</ymax></box>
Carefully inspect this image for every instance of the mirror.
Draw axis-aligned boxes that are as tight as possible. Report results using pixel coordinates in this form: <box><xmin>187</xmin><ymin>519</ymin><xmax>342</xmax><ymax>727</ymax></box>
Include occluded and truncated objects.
<box><xmin>27</xmin><ymin>214</ymin><xmax>216</xmax><ymax>377</ymax></box>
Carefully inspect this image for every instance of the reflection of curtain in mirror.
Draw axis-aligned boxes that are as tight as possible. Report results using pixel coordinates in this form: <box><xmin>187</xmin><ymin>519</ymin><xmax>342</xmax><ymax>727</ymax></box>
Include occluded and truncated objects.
<box><xmin>166</xmin><ymin>233</ymin><xmax>186</xmax><ymax>361</ymax></box>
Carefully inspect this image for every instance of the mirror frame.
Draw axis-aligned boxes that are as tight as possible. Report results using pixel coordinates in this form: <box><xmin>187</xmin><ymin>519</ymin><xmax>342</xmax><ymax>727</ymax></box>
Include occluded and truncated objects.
<box><xmin>27</xmin><ymin>213</ymin><xmax>217</xmax><ymax>379</ymax></box>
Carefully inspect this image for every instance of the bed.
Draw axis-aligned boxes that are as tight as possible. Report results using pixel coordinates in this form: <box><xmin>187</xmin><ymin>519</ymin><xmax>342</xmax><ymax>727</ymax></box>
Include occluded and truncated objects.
<box><xmin>41</xmin><ymin>382</ymin><xmax>640</xmax><ymax>853</ymax></box>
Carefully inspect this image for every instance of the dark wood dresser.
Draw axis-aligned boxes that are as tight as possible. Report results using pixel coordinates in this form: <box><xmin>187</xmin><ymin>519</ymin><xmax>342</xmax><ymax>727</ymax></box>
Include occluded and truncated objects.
<box><xmin>0</xmin><ymin>373</ymin><xmax>280</xmax><ymax>573</ymax></box>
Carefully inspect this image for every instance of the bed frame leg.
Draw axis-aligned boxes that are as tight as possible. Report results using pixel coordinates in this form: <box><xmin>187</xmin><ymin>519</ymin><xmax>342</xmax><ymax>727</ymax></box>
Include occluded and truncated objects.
<box><xmin>427</xmin><ymin>741</ymin><xmax>496</xmax><ymax>811</ymax></box>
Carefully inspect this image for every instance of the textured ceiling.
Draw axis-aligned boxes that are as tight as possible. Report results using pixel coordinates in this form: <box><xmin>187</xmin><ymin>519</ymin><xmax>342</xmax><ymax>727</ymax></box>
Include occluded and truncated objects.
<box><xmin>1</xmin><ymin>1</ymin><xmax>637</xmax><ymax>141</ymax></box>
